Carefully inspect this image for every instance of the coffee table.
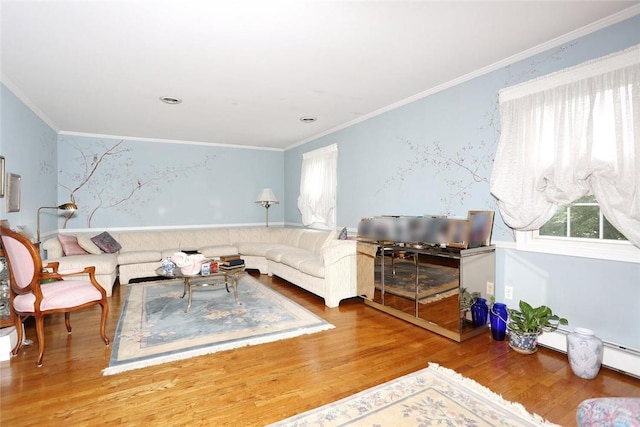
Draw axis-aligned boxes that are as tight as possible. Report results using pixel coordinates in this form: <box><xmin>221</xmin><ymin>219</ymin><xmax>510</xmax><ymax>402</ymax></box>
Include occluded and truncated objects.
<box><xmin>155</xmin><ymin>266</ymin><xmax>245</xmax><ymax>313</ymax></box>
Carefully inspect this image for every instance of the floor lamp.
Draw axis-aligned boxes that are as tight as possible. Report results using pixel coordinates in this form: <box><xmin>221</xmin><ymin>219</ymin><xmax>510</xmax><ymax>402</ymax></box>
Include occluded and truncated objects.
<box><xmin>37</xmin><ymin>203</ymin><xmax>78</xmax><ymax>243</ymax></box>
<box><xmin>255</xmin><ymin>189</ymin><xmax>279</xmax><ymax>227</ymax></box>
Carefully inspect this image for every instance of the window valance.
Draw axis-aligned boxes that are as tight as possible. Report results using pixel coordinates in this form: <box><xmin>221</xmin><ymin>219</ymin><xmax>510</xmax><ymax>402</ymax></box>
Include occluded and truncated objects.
<box><xmin>490</xmin><ymin>44</ymin><xmax>640</xmax><ymax>248</ymax></box>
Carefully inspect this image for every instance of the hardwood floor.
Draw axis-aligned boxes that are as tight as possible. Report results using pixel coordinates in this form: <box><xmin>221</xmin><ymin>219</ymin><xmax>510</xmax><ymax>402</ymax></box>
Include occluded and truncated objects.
<box><xmin>1</xmin><ymin>272</ymin><xmax>639</xmax><ymax>426</ymax></box>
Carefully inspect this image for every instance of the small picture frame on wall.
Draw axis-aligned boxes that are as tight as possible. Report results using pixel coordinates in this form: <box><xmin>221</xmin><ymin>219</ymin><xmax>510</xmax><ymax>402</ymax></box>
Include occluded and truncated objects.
<box><xmin>6</xmin><ymin>173</ymin><xmax>21</xmax><ymax>212</ymax></box>
<box><xmin>467</xmin><ymin>210</ymin><xmax>495</xmax><ymax>248</ymax></box>
<box><xmin>446</xmin><ymin>219</ymin><xmax>469</xmax><ymax>249</ymax></box>
<box><xmin>0</xmin><ymin>156</ymin><xmax>4</xmax><ymax>198</ymax></box>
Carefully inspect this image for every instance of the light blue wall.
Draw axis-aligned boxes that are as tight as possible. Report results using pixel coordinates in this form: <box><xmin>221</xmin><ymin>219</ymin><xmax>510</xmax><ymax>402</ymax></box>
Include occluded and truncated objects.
<box><xmin>285</xmin><ymin>15</ymin><xmax>640</xmax><ymax>349</ymax></box>
<box><xmin>2</xmin><ymin>15</ymin><xmax>638</xmax><ymax>349</ymax></box>
<box><xmin>58</xmin><ymin>135</ymin><xmax>284</xmax><ymax>229</ymax></box>
<box><xmin>496</xmin><ymin>248</ymin><xmax>639</xmax><ymax>347</ymax></box>
<box><xmin>0</xmin><ymin>83</ymin><xmax>58</xmax><ymax>239</ymax></box>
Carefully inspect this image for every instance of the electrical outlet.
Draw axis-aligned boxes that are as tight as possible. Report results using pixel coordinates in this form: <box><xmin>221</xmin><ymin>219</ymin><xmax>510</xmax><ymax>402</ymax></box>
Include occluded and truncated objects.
<box><xmin>486</xmin><ymin>281</ymin><xmax>494</xmax><ymax>295</ymax></box>
<box><xmin>505</xmin><ymin>286</ymin><xmax>513</xmax><ymax>300</ymax></box>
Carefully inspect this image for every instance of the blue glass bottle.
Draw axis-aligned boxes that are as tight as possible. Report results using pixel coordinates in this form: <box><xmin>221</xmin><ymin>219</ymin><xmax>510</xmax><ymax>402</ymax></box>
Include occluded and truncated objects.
<box><xmin>490</xmin><ymin>303</ymin><xmax>508</xmax><ymax>341</ymax></box>
<box><xmin>471</xmin><ymin>298</ymin><xmax>489</xmax><ymax>327</ymax></box>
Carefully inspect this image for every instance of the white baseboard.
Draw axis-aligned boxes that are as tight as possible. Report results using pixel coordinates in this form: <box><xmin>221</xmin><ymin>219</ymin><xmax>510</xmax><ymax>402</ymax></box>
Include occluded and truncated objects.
<box><xmin>537</xmin><ymin>330</ymin><xmax>640</xmax><ymax>379</ymax></box>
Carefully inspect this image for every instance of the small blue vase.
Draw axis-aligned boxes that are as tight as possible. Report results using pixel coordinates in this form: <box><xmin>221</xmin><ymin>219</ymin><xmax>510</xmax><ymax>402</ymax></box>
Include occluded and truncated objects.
<box><xmin>471</xmin><ymin>298</ymin><xmax>489</xmax><ymax>327</ymax></box>
<box><xmin>490</xmin><ymin>303</ymin><xmax>508</xmax><ymax>341</ymax></box>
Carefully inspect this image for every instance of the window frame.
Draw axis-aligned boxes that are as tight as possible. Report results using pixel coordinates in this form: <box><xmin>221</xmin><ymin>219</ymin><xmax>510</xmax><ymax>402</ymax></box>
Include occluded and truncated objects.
<box><xmin>515</xmin><ymin>229</ymin><xmax>639</xmax><ymax>264</ymax></box>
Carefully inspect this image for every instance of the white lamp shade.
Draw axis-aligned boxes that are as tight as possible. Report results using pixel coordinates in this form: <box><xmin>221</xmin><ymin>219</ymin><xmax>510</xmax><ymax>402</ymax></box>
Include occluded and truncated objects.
<box><xmin>255</xmin><ymin>188</ymin><xmax>279</xmax><ymax>204</ymax></box>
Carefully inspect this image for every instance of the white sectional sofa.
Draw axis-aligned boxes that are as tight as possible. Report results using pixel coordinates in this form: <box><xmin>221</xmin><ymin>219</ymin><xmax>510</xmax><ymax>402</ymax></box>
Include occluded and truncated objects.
<box><xmin>42</xmin><ymin>227</ymin><xmax>375</xmax><ymax>308</ymax></box>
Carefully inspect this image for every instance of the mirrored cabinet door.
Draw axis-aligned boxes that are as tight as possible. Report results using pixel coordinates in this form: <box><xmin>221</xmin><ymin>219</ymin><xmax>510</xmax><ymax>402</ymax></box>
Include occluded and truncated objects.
<box><xmin>0</xmin><ymin>249</ymin><xmax>15</xmax><ymax>327</ymax></box>
<box><xmin>367</xmin><ymin>242</ymin><xmax>495</xmax><ymax>342</ymax></box>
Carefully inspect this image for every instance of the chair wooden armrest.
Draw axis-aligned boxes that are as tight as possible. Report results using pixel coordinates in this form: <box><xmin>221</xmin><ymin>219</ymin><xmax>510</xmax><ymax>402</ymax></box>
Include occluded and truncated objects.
<box><xmin>42</xmin><ymin>266</ymin><xmax>98</xmax><ymax>283</ymax></box>
<box><xmin>42</xmin><ymin>262</ymin><xmax>60</xmax><ymax>273</ymax></box>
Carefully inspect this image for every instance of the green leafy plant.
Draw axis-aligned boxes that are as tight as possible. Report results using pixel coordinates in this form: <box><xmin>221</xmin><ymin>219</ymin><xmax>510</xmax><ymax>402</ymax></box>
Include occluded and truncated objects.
<box><xmin>507</xmin><ymin>300</ymin><xmax>568</xmax><ymax>335</ymax></box>
<box><xmin>460</xmin><ymin>288</ymin><xmax>481</xmax><ymax>311</ymax></box>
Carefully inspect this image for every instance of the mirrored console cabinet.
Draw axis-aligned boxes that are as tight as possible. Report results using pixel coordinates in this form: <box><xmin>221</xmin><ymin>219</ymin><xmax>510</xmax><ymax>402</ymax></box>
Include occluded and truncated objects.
<box><xmin>359</xmin><ymin>241</ymin><xmax>496</xmax><ymax>342</ymax></box>
<box><xmin>0</xmin><ymin>247</ymin><xmax>14</xmax><ymax>328</ymax></box>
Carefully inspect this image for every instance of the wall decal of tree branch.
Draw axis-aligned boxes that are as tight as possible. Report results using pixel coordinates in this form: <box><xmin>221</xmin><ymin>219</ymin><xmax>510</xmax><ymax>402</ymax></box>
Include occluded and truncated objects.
<box><xmin>59</xmin><ymin>139</ymin><xmax>217</xmax><ymax>228</ymax></box>
<box><xmin>375</xmin><ymin>43</ymin><xmax>573</xmax><ymax>224</ymax></box>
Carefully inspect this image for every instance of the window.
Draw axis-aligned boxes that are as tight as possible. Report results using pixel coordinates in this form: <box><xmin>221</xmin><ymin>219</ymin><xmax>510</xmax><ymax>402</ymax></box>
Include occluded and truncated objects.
<box><xmin>490</xmin><ymin>44</ymin><xmax>640</xmax><ymax>255</ymax></box>
<box><xmin>520</xmin><ymin>195</ymin><xmax>636</xmax><ymax>263</ymax></box>
<box><xmin>540</xmin><ymin>195</ymin><xmax>627</xmax><ymax>241</ymax></box>
<box><xmin>297</xmin><ymin>144</ymin><xmax>337</xmax><ymax>228</ymax></box>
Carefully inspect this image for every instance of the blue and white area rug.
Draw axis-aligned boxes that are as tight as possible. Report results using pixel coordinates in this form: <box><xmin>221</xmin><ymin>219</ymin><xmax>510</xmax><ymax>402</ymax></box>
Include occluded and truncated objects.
<box><xmin>103</xmin><ymin>276</ymin><xmax>334</xmax><ymax>375</ymax></box>
<box><xmin>270</xmin><ymin>363</ymin><xmax>559</xmax><ymax>427</ymax></box>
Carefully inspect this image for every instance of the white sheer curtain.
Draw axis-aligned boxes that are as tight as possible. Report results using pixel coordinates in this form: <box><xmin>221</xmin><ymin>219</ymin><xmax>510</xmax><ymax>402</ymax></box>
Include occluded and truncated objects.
<box><xmin>490</xmin><ymin>44</ymin><xmax>640</xmax><ymax>248</ymax></box>
<box><xmin>297</xmin><ymin>144</ymin><xmax>338</xmax><ymax>228</ymax></box>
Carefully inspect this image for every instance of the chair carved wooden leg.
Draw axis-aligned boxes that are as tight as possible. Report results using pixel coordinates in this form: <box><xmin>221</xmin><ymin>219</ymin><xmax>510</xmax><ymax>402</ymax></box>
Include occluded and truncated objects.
<box><xmin>11</xmin><ymin>315</ymin><xmax>24</xmax><ymax>356</ymax></box>
<box><xmin>34</xmin><ymin>315</ymin><xmax>46</xmax><ymax>367</ymax></box>
<box><xmin>100</xmin><ymin>302</ymin><xmax>109</xmax><ymax>346</ymax></box>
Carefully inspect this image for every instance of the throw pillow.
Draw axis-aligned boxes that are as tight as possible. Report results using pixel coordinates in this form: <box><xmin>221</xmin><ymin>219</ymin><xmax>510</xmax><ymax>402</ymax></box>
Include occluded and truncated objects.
<box><xmin>77</xmin><ymin>235</ymin><xmax>103</xmax><ymax>255</ymax></box>
<box><xmin>338</xmin><ymin>227</ymin><xmax>348</xmax><ymax>240</ymax></box>
<box><xmin>91</xmin><ymin>231</ymin><xmax>122</xmax><ymax>254</ymax></box>
<box><xmin>57</xmin><ymin>234</ymin><xmax>88</xmax><ymax>256</ymax></box>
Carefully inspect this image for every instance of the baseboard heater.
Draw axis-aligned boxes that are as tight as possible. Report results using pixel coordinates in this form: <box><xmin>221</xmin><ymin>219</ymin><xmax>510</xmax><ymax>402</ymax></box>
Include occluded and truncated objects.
<box><xmin>537</xmin><ymin>330</ymin><xmax>640</xmax><ymax>379</ymax></box>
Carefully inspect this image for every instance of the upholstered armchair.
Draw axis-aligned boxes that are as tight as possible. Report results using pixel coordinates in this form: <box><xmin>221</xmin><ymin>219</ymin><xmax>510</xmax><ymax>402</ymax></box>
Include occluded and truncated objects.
<box><xmin>0</xmin><ymin>227</ymin><xmax>109</xmax><ymax>367</ymax></box>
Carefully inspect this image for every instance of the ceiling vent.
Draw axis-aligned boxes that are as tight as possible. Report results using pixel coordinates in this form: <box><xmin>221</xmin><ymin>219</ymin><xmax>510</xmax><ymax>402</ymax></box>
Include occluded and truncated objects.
<box><xmin>159</xmin><ymin>96</ymin><xmax>182</xmax><ymax>105</ymax></box>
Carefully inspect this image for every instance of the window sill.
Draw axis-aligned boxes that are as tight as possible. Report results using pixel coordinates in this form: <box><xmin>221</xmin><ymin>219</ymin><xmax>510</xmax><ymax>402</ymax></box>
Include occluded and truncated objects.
<box><xmin>512</xmin><ymin>231</ymin><xmax>640</xmax><ymax>264</ymax></box>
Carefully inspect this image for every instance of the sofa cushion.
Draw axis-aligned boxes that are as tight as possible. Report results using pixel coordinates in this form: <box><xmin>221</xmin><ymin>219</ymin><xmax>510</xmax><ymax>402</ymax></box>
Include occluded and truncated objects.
<box><xmin>298</xmin><ymin>230</ymin><xmax>331</xmax><ymax>253</ymax></box>
<box><xmin>42</xmin><ymin>238</ymin><xmax>64</xmax><ymax>259</ymax></box>
<box><xmin>269</xmin><ymin>228</ymin><xmax>304</xmax><ymax>247</ymax></box>
<box><xmin>50</xmin><ymin>254</ymin><xmax>118</xmax><ymax>276</ymax></box>
<box><xmin>58</xmin><ymin>235</ymin><xmax>88</xmax><ymax>256</ymax></box>
<box><xmin>177</xmin><ymin>229</ymin><xmax>230</xmax><ymax>249</ymax></box>
<box><xmin>77</xmin><ymin>235</ymin><xmax>103</xmax><ymax>255</ymax></box>
<box><xmin>117</xmin><ymin>251</ymin><xmax>162</xmax><ymax>265</ymax></box>
<box><xmin>228</xmin><ymin>227</ymin><xmax>271</xmax><ymax>244</ymax></box>
<box><xmin>198</xmin><ymin>245</ymin><xmax>239</xmax><ymax>258</ymax></box>
<box><xmin>91</xmin><ymin>232</ymin><xmax>122</xmax><ymax>253</ymax></box>
<box><xmin>238</xmin><ymin>242</ymin><xmax>290</xmax><ymax>257</ymax></box>
<box><xmin>298</xmin><ymin>259</ymin><xmax>324</xmax><ymax>278</ymax></box>
<box><xmin>265</xmin><ymin>247</ymin><xmax>304</xmax><ymax>263</ymax></box>
<box><xmin>279</xmin><ymin>250</ymin><xmax>320</xmax><ymax>270</ymax></box>
<box><xmin>161</xmin><ymin>248</ymin><xmax>185</xmax><ymax>259</ymax></box>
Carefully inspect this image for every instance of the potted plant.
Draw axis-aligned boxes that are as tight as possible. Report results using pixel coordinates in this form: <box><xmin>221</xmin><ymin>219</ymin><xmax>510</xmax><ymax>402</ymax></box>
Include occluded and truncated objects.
<box><xmin>506</xmin><ymin>300</ymin><xmax>568</xmax><ymax>354</ymax></box>
<box><xmin>460</xmin><ymin>288</ymin><xmax>480</xmax><ymax>322</ymax></box>
<box><xmin>460</xmin><ymin>288</ymin><xmax>480</xmax><ymax>311</ymax></box>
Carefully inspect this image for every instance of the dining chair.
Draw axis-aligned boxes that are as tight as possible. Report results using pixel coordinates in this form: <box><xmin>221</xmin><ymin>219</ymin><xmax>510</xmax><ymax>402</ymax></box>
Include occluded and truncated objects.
<box><xmin>0</xmin><ymin>226</ymin><xmax>109</xmax><ymax>367</ymax></box>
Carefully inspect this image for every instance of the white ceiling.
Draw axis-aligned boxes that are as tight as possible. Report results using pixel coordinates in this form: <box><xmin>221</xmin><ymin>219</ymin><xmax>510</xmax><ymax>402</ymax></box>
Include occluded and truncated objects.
<box><xmin>2</xmin><ymin>1</ymin><xmax>639</xmax><ymax>150</ymax></box>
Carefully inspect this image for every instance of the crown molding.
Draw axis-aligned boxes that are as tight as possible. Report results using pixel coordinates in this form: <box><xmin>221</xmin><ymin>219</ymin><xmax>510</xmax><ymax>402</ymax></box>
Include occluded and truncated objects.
<box><xmin>58</xmin><ymin>131</ymin><xmax>284</xmax><ymax>151</ymax></box>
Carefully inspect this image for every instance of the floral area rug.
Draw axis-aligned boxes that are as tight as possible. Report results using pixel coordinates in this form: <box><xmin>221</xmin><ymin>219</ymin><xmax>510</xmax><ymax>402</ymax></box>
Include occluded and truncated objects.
<box><xmin>375</xmin><ymin>258</ymin><xmax>459</xmax><ymax>303</ymax></box>
<box><xmin>103</xmin><ymin>275</ymin><xmax>334</xmax><ymax>375</ymax></box>
<box><xmin>270</xmin><ymin>363</ymin><xmax>559</xmax><ymax>427</ymax></box>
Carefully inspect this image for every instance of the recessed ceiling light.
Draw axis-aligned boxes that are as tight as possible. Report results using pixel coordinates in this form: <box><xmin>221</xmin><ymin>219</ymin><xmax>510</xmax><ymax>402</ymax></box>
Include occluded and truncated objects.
<box><xmin>159</xmin><ymin>96</ymin><xmax>182</xmax><ymax>105</ymax></box>
<box><xmin>299</xmin><ymin>116</ymin><xmax>317</xmax><ymax>123</ymax></box>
